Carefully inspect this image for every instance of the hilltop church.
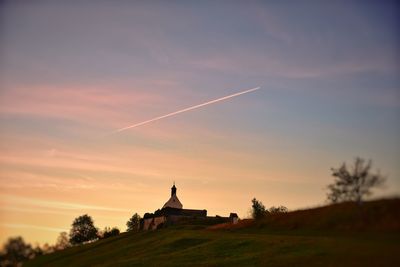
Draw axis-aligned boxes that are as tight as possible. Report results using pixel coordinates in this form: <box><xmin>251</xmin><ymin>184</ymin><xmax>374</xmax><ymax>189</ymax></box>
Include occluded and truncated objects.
<box><xmin>141</xmin><ymin>183</ymin><xmax>238</xmax><ymax>230</ymax></box>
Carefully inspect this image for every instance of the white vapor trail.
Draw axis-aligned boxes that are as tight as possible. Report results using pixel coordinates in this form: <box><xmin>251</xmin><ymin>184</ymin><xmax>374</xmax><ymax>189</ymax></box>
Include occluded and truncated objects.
<box><xmin>111</xmin><ymin>86</ymin><xmax>261</xmax><ymax>134</ymax></box>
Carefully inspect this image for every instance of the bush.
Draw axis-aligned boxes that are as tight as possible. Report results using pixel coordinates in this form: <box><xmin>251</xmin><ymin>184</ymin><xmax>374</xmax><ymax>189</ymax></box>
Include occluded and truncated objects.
<box><xmin>101</xmin><ymin>227</ymin><xmax>120</xmax><ymax>239</ymax></box>
<box><xmin>269</xmin><ymin>206</ymin><xmax>288</xmax><ymax>214</ymax></box>
<box><xmin>251</xmin><ymin>198</ymin><xmax>267</xmax><ymax>220</ymax></box>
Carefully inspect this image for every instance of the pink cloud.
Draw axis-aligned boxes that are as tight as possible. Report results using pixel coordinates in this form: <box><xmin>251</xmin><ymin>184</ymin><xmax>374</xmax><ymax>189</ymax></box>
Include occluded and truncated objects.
<box><xmin>190</xmin><ymin>51</ymin><xmax>397</xmax><ymax>79</ymax></box>
<box><xmin>0</xmin><ymin>82</ymin><xmax>171</xmax><ymax>129</ymax></box>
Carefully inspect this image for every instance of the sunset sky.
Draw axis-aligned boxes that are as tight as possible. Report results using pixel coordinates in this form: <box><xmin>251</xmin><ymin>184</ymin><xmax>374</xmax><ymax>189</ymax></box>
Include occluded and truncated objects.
<box><xmin>1</xmin><ymin>0</ymin><xmax>399</xmax><ymax>245</ymax></box>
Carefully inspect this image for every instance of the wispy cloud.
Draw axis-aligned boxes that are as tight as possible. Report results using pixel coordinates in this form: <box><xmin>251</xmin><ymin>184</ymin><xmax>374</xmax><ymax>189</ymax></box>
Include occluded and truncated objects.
<box><xmin>1</xmin><ymin>195</ymin><xmax>130</xmax><ymax>213</ymax></box>
<box><xmin>0</xmin><ymin>84</ymin><xmax>166</xmax><ymax>128</ymax></box>
<box><xmin>189</xmin><ymin>49</ymin><xmax>397</xmax><ymax>79</ymax></box>
<box><xmin>1</xmin><ymin>223</ymin><xmax>67</xmax><ymax>233</ymax></box>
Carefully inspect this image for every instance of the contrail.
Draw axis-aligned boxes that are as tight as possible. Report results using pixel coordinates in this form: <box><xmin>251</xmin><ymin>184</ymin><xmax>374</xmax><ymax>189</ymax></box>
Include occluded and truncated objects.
<box><xmin>111</xmin><ymin>86</ymin><xmax>260</xmax><ymax>134</ymax></box>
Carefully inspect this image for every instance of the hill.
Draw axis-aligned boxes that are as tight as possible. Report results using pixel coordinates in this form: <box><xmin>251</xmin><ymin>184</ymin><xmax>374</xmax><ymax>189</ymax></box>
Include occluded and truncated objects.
<box><xmin>26</xmin><ymin>199</ymin><xmax>400</xmax><ymax>267</ymax></box>
<box><xmin>210</xmin><ymin>198</ymin><xmax>400</xmax><ymax>231</ymax></box>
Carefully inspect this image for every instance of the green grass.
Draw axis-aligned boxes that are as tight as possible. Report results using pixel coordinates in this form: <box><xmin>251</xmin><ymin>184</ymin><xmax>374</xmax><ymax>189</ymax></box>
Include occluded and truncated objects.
<box><xmin>26</xmin><ymin>199</ymin><xmax>400</xmax><ymax>267</ymax></box>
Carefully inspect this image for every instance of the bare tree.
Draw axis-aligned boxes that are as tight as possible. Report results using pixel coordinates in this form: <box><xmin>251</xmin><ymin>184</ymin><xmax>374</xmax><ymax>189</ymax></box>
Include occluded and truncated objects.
<box><xmin>327</xmin><ymin>157</ymin><xmax>386</xmax><ymax>204</ymax></box>
<box><xmin>54</xmin><ymin>232</ymin><xmax>70</xmax><ymax>251</ymax></box>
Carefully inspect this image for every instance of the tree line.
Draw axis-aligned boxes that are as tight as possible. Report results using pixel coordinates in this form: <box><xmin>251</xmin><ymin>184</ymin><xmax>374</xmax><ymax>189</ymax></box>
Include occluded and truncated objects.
<box><xmin>0</xmin><ymin>213</ymin><xmax>142</xmax><ymax>266</ymax></box>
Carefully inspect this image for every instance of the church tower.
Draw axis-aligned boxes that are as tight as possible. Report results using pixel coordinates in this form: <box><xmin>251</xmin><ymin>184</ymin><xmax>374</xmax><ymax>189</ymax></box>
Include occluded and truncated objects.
<box><xmin>171</xmin><ymin>182</ymin><xmax>177</xmax><ymax>197</ymax></box>
<box><xmin>163</xmin><ymin>182</ymin><xmax>183</xmax><ymax>209</ymax></box>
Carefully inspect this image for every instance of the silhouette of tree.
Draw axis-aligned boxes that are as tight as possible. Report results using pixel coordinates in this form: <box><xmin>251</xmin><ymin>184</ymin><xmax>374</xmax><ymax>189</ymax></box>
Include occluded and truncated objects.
<box><xmin>99</xmin><ymin>227</ymin><xmax>109</xmax><ymax>239</ymax></box>
<box><xmin>0</xmin><ymin>236</ymin><xmax>35</xmax><ymax>266</ymax></box>
<box><xmin>69</xmin><ymin>214</ymin><xmax>98</xmax><ymax>245</ymax></box>
<box><xmin>327</xmin><ymin>157</ymin><xmax>386</xmax><ymax>204</ymax></box>
<box><xmin>110</xmin><ymin>227</ymin><xmax>120</xmax><ymax>236</ymax></box>
<box><xmin>269</xmin><ymin>206</ymin><xmax>288</xmax><ymax>214</ymax></box>
<box><xmin>126</xmin><ymin>213</ymin><xmax>141</xmax><ymax>232</ymax></box>
<box><xmin>54</xmin><ymin>232</ymin><xmax>70</xmax><ymax>251</ymax></box>
<box><xmin>251</xmin><ymin>198</ymin><xmax>267</xmax><ymax>220</ymax></box>
<box><xmin>101</xmin><ymin>227</ymin><xmax>120</xmax><ymax>239</ymax></box>
<box><xmin>32</xmin><ymin>245</ymin><xmax>44</xmax><ymax>257</ymax></box>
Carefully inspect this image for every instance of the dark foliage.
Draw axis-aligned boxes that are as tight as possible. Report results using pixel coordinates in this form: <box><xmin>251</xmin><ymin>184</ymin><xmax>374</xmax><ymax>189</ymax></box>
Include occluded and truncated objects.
<box><xmin>126</xmin><ymin>213</ymin><xmax>141</xmax><ymax>232</ymax></box>
<box><xmin>251</xmin><ymin>198</ymin><xmax>267</xmax><ymax>220</ymax></box>
<box><xmin>0</xmin><ymin>236</ymin><xmax>35</xmax><ymax>267</ymax></box>
<box><xmin>69</xmin><ymin>214</ymin><xmax>98</xmax><ymax>245</ymax></box>
<box><xmin>101</xmin><ymin>227</ymin><xmax>120</xmax><ymax>239</ymax></box>
<box><xmin>269</xmin><ymin>206</ymin><xmax>289</xmax><ymax>214</ymax></box>
<box><xmin>327</xmin><ymin>157</ymin><xmax>386</xmax><ymax>204</ymax></box>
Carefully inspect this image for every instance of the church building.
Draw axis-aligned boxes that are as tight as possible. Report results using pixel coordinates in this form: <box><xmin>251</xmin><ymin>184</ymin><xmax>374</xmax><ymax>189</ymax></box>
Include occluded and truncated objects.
<box><xmin>141</xmin><ymin>183</ymin><xmax>238</xmax><ymax>230</ymax></box>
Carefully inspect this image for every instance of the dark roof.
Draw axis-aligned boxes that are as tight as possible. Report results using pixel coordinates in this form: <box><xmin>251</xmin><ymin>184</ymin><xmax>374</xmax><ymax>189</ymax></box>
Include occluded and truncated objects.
<box><xmin>161</xmin><ymin>207</ymin><xmax>207</xmax><ymax>217</ymax></box>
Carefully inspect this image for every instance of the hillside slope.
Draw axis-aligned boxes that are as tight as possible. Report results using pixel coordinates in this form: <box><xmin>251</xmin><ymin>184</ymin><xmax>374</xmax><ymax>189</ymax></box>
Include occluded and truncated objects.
<box><xmin>212</xmin><ymin>198</ymin><xmax>400</xmax><ymax>231</ymax></box>
<box><xmin>26</xmin><ymin>199</ymin><xmax>400</xmax><ymax>267</ymax></box>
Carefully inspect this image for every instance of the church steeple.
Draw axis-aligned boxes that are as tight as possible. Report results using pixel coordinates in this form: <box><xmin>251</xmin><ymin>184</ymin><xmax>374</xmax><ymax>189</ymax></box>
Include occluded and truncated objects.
<box><xmin>171</xmin><ymin>182</ymin><xmax>177</xmax><ymax>197</ymax></box>
<box><xmin>163</xmin><ymin>182</ymin><xmax>183</xmax><ymax>209</ymax></box>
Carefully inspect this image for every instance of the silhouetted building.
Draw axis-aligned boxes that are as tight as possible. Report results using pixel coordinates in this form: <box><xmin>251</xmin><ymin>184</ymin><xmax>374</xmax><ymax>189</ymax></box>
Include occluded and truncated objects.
<box><xmin>162</xmin><ymin>183</ymin><xmax>183</xmax><ymax>209</ymax></box>
<box><xmin>141</xmin><ymin>183</ymin><xmax>238</xmax><ymax>230</ymax></box>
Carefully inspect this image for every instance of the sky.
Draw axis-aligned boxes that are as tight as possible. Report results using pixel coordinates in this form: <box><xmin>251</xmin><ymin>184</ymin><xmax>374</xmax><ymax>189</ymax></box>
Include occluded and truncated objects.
<box><xmin>0</xmin><ymin>0</ymin><xmax>399</xmax><ymax>245</ymax></box>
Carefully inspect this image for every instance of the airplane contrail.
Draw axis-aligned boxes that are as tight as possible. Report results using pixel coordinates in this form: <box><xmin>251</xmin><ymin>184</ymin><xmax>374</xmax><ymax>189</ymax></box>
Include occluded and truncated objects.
<box><xmin>111</xmin><ymin>86</ymin><xmax>261</xmax><ymax>134</ymax></box>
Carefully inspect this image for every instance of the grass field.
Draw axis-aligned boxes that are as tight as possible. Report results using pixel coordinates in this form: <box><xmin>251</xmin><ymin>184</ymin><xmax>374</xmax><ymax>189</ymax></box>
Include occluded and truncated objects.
<box><xmin>26</xmin><ymin>199</ymin><xmax>400</xmax><ymax>267</ymax></box>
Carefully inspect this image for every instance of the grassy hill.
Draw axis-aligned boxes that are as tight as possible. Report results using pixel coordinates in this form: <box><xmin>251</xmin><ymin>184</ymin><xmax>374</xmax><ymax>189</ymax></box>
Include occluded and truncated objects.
<box><xmin>26</xmin><ymin>199</ymin><xmax>400</xmax><ymax>267</ymax></box>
